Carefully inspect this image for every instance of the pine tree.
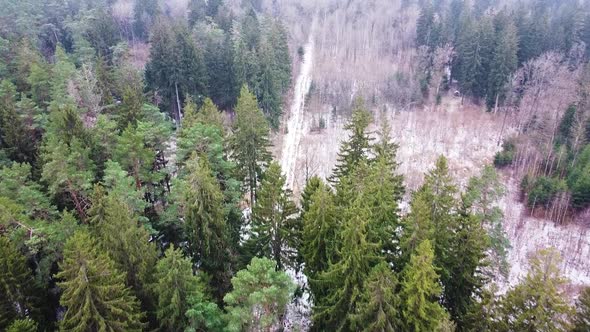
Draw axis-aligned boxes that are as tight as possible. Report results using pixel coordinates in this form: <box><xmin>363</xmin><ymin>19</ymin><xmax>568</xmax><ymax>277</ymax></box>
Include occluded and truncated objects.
<box><xmin>312</xmin><ymin>199</ymin><xmax>381</xmax><ymax>331</ymax></box>
<box><xmin>57</xmin><ymin>230</ymin><xmax>145</xmax><ymax>331</ymax></box>
<box><xmin>114</xmin><ymin>124</ymin><xmax>156</xmax><ymax>190</ymax></box>
<box><xmin>224</xmin><ymin>257</ymin><xmax>294</xmax><ymax>332</ymax></box>
<box><xmin>400</xmin><ymin>240</ymin><xmax>449</xmax><ymax>332</ymax></box>
<box><xmin>154</xmin><ymin>245</ymin><xmax>204</xmax><ymax>331</ymax></box>
<box><xmin>0</xmin><ymin>80</ymin><xmax>36</xmax><ymax>164</ymax></box>
<box><xmin>196</xmin><ymin>97</ymin><xmax>225</xmax><ymax>132</ymax></box>
<box><xmin>0</xmin><ymin>162</ymin><xmax>56</xmax><ymax>219</ymax></box>
<box><xmin>573</xmin><ymin>287</ymin><xmax>590</xmax><ymax>332</ymax></box>
<box><xmin>247</xmin><ymin>162</ymin><xmax>298</xmax><ymax>270</ymax></box>
<box><xmin>185</xmin><ymin>292</ymin><xmax>225</xmax><ymax>332</ymax></box>
<box><xmin>330</xmin><ymin>98</ymin><xmax>373</xmax><ymax>183</ymax></box>
<box><xmin>0</xmin><ymin>237</ymin><xmax>39</xmax><ymax>330</ymax></box>
<box><xmin>300</xmin><ymin>176</ymin><xmax>322</xmax><ymax>217</ymax></box>
<box><xmin>302</xmin><ymin>180</ymin><xmax>339</xmax><ymax>289</ymax></box>
<box><xmin>176</xmin><ymin>155</ymin><xmax>231</xmax><ymax>301</ymax></box>
<box><xmin>41</xmin><ymin>137</ymin><xmax>95</xmax><ymax>221</ymax></box>
<box><xmin>416</xmin><ymin>1</ymin><xmax>436</xmax><ymax>48</ymax></box>
<box><xmin>230</xmin><ymin>86</ymin><xmax>271</xmax><ymax>206</ymax></box>
<box><xmin>350</xmin><ymin>262</ymin><xmax>402</xmax><ymax>332</ymax></box>
<box><xmin>497</xmin><ymin>249</ymin><xmax>573</xmax><ymax>331</ymax></box>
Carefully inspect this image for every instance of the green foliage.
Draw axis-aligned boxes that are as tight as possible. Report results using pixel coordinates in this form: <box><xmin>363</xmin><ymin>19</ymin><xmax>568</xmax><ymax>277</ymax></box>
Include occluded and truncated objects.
<box><xmin>494</xmin><ymin>139</ymin><xmax>516</xmax><ymax>168</ymax></box>
<box><xmin>41</xmin><ymin>137</ymin><xmax>96</xmax><ymax>221</ymax></box>
<box><xmin>224</xmin><ymin>257</ymin><xmax>294</xmax><ymax>332</ymax></box>
<box><xmin>572</xmin><ymin>287</ymin><xmax>590</xmax><ymax>332</ymax></box>
<box><xmin>302</xmin><ymin>180</ymin><xmax>339</xmax><ymax>283</ymax></box>
<box><xmin>464</xmin><ymin>165</ymin><xmax>509</xmax><ymax>275</ymax></box>
<box><xmin>400</xmin><ymin>240</ymin><xmax>449</xmax><ymax>332</ymax></box>
<box><xmin>175</xmin><ymin>155</ymin><xmax>231</xmax><ymax>301</ymax></box>
<box><xmin>6</xmin><ymin>318</ymin><xmax>37</xmax><ymax>332</ymax></box>
<box><xmin>568</xmin><ymin>145</ymin><xmax>590</xmax><ymax>209</ymax></box>
<box><xmin>350</xmin><ymin>262</ymin><xmax>402</xmax><ymax>332</ymax></box>
<box><xmin>185</xmin><ymin>292</ymin><xmax>225</xmax><ymax>332</ymax></box>
<box><xmin>0</xmin><ymin>237</ymin><xmax>39</xmax><ymax>329</ymax></box>
<box><xmin>496</xmin><ymin>249</ymin><xmax>572</xmax><ymax>332</ymax></box>
<box><xmin>154</xmin><ymin>246</ymin><xmax>204</xmax><ymax>331</ymax></box>
<box><xmin>312</xmin><ymin>199</ymin><xmax>381</xmax><ymax>331</ymax></box>
<box><xmin>230</xmin><ymin>86</ymin><xmax>271</xmax><ymax>206</ymax></box>
<box><xmin>330</xmin><ymin>98</ymin><xmax>373</xmax><ymax>183</ymax></box>
<box><xmin>247</xmin><ymin>162</ymin><xmax>298</xmax><ymax>270</ymax></box>
<box><xmin>0</xmin><ymin>163</ymin><xmax>56</xmax><ymax>219</ymax></box>
<box><xmin>57</xmin><ymin>230</ymin><xmax>145</xmax><ymax>331</ymax></box>
<box><xmin>527</xmin><ymin>176</ymin><xmax>567</xmax><ymax>209</ymax></box>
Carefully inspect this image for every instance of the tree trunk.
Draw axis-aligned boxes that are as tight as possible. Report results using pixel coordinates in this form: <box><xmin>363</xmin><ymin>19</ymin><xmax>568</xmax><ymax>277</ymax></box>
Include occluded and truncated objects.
<box><xmin>175</xmin><ymin>82</ymin><xmax>182</xmax><ymax>127</ymax></box>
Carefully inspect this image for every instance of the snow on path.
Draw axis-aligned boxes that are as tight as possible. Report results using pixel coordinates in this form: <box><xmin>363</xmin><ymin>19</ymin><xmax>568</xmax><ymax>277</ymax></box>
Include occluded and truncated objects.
<box><xmin>280</xmin><ymin>19</ymin><xmax>315</xmax><ymax>190</ymax></box>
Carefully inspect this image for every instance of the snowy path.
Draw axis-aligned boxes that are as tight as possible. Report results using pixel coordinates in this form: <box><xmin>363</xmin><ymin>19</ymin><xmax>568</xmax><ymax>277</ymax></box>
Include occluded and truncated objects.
<box><xmin>280</xmin><ymin>20</ymin><xmax>315</xmax><ymax>190</ymax></box>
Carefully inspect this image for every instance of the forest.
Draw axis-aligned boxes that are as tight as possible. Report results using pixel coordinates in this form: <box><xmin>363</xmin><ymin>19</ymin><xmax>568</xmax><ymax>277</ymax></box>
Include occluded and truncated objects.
<box><xmin>0</xmin><ymin>0</ymin><xmax>590</xmax><ymax>331</ymax></box>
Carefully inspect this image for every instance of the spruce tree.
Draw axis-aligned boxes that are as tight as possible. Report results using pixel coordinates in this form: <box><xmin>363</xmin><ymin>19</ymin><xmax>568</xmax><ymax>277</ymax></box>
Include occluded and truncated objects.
<box><xmin>114</xmin><ymin>123</ymin><xmax>156</xmax><ymax>190</ymax></box>
<box><xmin>497</xmin><ymin>248</ymin><xmax>573</xmax><ymax>332</ymax></box>
<box><xmin>154</xmin><ymin>246</ymin><xmax>204</xmax><ymax>331</ymax></box>
<box><xmin>399</xmin><ymin>191</ymin><xmax>435</xmax><ymax>269</ymax></box>
<box><xmin>486</xmin><ymin>21</ymin><xmax>518</xmax><ymax>110</ymax></box>
<box><xmin>330</xmin><ymin>98</ymin><xmax>373</xmax><ymax>183</ymax></box>
<box><xmin>400</xmin><ymin>240</ymin><xmax>449</xmax><ymax>332</ymax></box>
<box><xmin>247</xmin><ymin>162</ymin><xmax>298</xmax><ymax>270</ymax></box>
<box><xmin>312</xmin><ymin>199</ymin><xmax>380</xmax><ymax>331</ymax></box>
<box><xmin>176</xmin><ymin>155</ymin><xmax>231</xmax><ymax>301</ymax></box>
<box><xmin>6</xmin><ymin>318</ymin><xmax>37</xmax><ymax>332</ymax></box>
<box><xmin>57</xmin><ymin>230</ymin><xmax>145</xmax><ymax>331</ymax></box>
<box><xmin>443</xmin><ymin>204</ymin><xmax>488</xmax><ymax>329</ymax></box>
<box><xmin>224</xmin><ymin>257</ymin><xmax>294</xmax><ymax>332</ymax></box>
<box><xmin>0</xmin><ymin>237</ymin><xmax>39</xmax><ymax>330</ymax></box>
<box><xmin>302</xmin><ymin>180</ymin><xmax>339</xmax><ymax>289</ymax></box>
<box><xmin>90</xmin><ymin>195</ymin><xmax>158</xmax><ymax>316</ymax></box>
<box><xmin>230</xmin><ymin>86</ymin><xmax>271</xmax><ymax>206</ymax></box>
<box><xmin>350</xmin><ymin>262</ymin><xmax>402</xmax><ymax>332</ymax></box>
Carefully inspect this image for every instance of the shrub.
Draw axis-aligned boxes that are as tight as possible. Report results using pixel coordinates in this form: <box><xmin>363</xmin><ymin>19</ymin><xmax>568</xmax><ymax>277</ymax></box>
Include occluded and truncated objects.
<box><xmin>494</xmin><ymin>140</ymin><xmax>516</xmax><ymax>168</ymax></box>
<box><xmin>527</xmin><ymin>176</ymin><xmax>566</xmax><ymax>209</ymax></box>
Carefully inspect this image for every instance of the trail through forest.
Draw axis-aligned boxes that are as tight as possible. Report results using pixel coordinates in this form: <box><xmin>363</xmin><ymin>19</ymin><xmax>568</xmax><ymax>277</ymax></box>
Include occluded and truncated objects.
<box><xmin>279</xmin><ymin>17</ymin><xmax>316</xmax><ymax>190</ymax></box>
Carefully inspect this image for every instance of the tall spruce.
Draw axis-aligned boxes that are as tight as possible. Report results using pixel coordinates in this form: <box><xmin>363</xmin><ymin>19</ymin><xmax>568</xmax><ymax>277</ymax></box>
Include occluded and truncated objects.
<box><xmin>330</xmin><ymin>98</ymin><xmax>373</xmax><ymax>184</ymax></box>
<box><xmin>247</xmin><ymin>162</ymin><xmax>298</xmax><ymax>270</ymax></box>
<box><xmin>230</xmin><ymin>86</ymin><xmax>271</xmax><ymax>206</ymax></box>
<box><xmin>154</xmin><ymin>246</ymin><xmax>204</xmax><ymax>331</ymax></box>
<box><xmin>57</xmin><ymin>230</ymin><xmax>145</xmax><ymax>331</ymax></box>
<box><xmin>350</xmin><ymin>262</ymin><xmax>402</xmax><ymax>332</ymax></box>
<box><xmin>400</xmin><ymin>240</ymin><xmax>449</xmax><ymax>332</ymax></box>
<box><xmin>0</xmin><ymin>237</ymin><xmax>39</xmax><ymax>329</ymax></box>
<box><xmin>312</xmin><ymin>198</ymin><xmax>380</xmax><ymax>331</ymax></box>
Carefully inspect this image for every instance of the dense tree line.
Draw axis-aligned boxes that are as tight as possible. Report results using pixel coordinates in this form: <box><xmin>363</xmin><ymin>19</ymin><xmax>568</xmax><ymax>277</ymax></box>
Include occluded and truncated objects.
<box><xmin>0</xmin><ymin>0</ymin><xmax>589</xmax><ymax>331</ymax></box>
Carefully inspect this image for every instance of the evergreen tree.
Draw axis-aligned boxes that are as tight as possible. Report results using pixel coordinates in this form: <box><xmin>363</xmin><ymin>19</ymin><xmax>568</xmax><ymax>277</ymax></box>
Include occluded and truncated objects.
<box><xmin>486</xmin><ymin>21</ymin><xmax>519</xmax><ymax>110</ymax></box>
<box><xmin>0</xmin><ymin>81</ymin><xmax>36</xmax><ymax>164</ymax></box>
<box><xmin>6</xmin><ymin>318</ymin><xmax>37</xmax><ymax>332</ymax></box>
<box><xmin>572</xmin><ymin>287</ymin><xmax>590</xmax><ymax>332</ymax></box>
<box><xmin>350</xmin><ymin>262</ymin><xmax>402</xmax><ymax>332</ymax></box>
<box><xmin>230</xmin><ymin>86</ymin><xmax>271</xmax><ymax>206</ymax></box>
<box><xmin>464</xmin><ymin>165</ymin><xmax>510</xmax><ymax>275</ymax></box>
<box><xmin>302</xmin><ymin>180</ymin><xmax>339</xmax><ymax>297</ymax></box>
<box><xmin>443</xmin><ymin>204</ymin><xmax>488</xmax><ymax>329</ymax></box>
<box><xmin>41</xmin><ymin>137</ymin><xmax>95</xmax><ymax>221</ymax></box>
<box><xmin>176</xmin><ymin>155</ymin><xmax>231</xmax><ymax>301</ymax></box>
<box><xmin>154</xmin><ymin>246</ymin><xmax>204</xmax><ymax>331</ymax></box>
<box><xmin>330</xmin><ymin>98</ymin><xmax>373</xmax><ymax>183</ymax></box>
<box><xmin>224</xmin><ymin>257</ymin><xmax>294</xmax><ymax>332</ymax></box>
<box><xmin>0</xmin><ymin>237</ymin><xmax>39</xmax><ymax>330</ymax></box>
<box><xmin>90</xmin><ymin>195</ymin><xmax>158</xmax><ymax>315</ymax></box>
<box><xmin>57</xmin><ymin>230</ymin><xmax>145</xmax><ymax>331</ymax></box>
<box><xmin>247</xmin><ymin>162</ymin><xmax>298</xmax><ymax>270</ymax></box>
<box><xmin>0</xmin><ymin>162</ymin><xmax>56</xmax><ymax>219</ymax></box>
<box><xmin>312</xmin><ymin>199</ymin><xmax>381</xmax><ymax>331</ymax></box>
<box><xmin>185</xmin><ymin>292</ymin><xmax>225</xmax><ymax>332</ymax></box>
<box><xmin>399</xmin><ymin>190</ymin><xmax>435</xmax><ymax>269</ymax></box>
<box><xmin>114</xmin><ymin>123</ymin><xmax>156</xmax><ymax>190</ymax></box>
<box><xmin>132</xmin><ymin>0</ymin><xmax>159</xmax><ymax>41</ymax></box>
<box><xmin>400</xmin><ymin>240</ymin><xmax>449</xmax><ymax>332</ymax></box>
<box><xmin>497</xmin><ymin>248</ymin><xmax>573</xmax><ymax>332</ymax></box>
